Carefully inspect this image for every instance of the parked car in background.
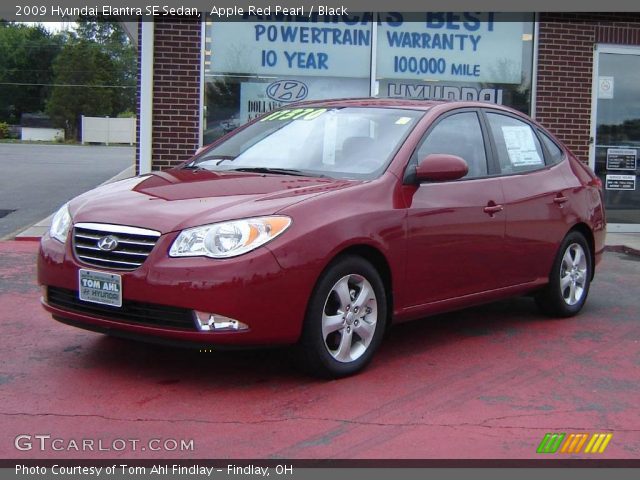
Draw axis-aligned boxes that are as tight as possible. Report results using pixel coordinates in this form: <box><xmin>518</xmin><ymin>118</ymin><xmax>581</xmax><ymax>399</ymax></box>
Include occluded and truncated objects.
<box><xmin>38</xmin><ymin>99</ymin><xmax>606</xmax><ymax>377</ymax></box>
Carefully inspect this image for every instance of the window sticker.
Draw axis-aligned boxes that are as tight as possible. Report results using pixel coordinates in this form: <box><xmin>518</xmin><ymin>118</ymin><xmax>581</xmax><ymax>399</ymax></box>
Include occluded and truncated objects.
<box><xmin>395</xmin><ymin>117</ymin><xmax>412</xmax><ymax>125</ymax></box>
<box><xmin>501</xmin><ymin>126</ymin><xmax>543</xmax><ymax>166</ymax></box>
<box><xmin>260</xmin><ymin>108</ymin><xmax>328</xmax><ymax>122</ymax></box>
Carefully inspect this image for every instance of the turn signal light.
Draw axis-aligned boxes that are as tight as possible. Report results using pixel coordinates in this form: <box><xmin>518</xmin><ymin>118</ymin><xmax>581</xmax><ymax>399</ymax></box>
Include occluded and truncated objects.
<box><xmin>193</xmin><ymin>311</ymin><xmax>249</xmax><ymax>332</ymax></box>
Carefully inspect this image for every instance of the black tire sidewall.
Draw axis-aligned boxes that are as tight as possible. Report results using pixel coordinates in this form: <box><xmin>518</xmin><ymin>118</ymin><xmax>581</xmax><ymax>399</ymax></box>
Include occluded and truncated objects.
<box><xmin>542</xmin><ymin>231</ymin><xmax>592</xmax><ymax>317</ymax></box>
<box><xmin>298</xmin><ymin>255</ymin><xmax>387</xmax><ymax>378</ymax></box>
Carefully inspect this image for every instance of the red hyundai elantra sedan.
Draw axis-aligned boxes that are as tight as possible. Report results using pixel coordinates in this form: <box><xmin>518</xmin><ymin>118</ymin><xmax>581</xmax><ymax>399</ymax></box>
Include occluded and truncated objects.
<box><xmin>38</xmin><ymin>99</ymin><xmax>606</xmax><ymax>377</ymax></box>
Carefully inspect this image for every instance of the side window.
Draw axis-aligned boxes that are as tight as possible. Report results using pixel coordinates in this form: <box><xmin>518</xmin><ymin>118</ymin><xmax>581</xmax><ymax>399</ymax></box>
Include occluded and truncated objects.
<box><xmin>539</xmin><ymin>130</ymin><xmax>565</xmax><ymax>165</ymax></box>
<box><xmin>416</xmin><ymin>112</ymin><xmax>488</xmax><ymax>178</ymax></box>
<box><xmin>486</xmin><ymin>113</ymin><xmax>545</xmax><ymax>174</ymax></box>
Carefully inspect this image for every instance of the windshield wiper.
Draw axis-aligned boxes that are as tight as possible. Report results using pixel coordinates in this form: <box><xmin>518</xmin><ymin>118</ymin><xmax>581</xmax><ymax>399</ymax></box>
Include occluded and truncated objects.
<box><xmin>183</xmin><ymin>155</ymin><xmax>236</xmax><ymax>170</ymax></box>
<box><xmin>182</xmin><ymin>163</ymin><xmax>206</xmax><ymax>170</ymax></box>
<box><xmin>230</xmin><ymin>167</ymin><xmax>313</xmax><ymax>177</ymax></box>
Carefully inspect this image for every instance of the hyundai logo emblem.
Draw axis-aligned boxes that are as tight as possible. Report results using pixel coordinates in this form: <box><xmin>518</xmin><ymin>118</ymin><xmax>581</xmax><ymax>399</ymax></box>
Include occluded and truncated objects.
<box><xmin>97</xmin><ymin>235</ymin><xmax>119</xmax><ymax>252</ymax></box>
<box><xmin>266</xmin><ymin>80</ymin><xmax>309</xmax><ymax>102</ymax></box>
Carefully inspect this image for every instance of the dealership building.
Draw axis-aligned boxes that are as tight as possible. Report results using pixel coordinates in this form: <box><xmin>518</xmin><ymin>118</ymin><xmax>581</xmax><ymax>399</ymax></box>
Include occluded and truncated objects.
<box><xmin>130</xmin><ymin>12</ymin><xmax>640</xmax><ymax>232</ymax></box>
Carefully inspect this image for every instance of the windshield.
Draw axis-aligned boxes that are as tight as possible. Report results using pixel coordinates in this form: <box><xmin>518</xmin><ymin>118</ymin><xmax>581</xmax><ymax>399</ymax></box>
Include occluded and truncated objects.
<box><xmin>190</xmin><ymin>107</ymin><xmax>424</xmax><ymax>180</ymax></box>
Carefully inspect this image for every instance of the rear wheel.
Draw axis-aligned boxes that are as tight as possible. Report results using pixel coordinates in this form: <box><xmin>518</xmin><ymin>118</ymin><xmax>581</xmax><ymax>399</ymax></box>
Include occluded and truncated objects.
<box><xmin>535</xmin><ymin>231</ymin><xmax>592</xmax><ymax>317</ymax></box>
<box><xmin>295</xmin><ymin>256</ymin><xmax>387</xmax><ymax>378</ymax></box>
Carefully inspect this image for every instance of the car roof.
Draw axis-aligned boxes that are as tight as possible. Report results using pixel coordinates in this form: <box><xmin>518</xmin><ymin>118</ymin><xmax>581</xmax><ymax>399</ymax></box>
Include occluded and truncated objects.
<box><xmin>289</xmin><ymin>97</ymin><xmax>519</xmax><ymax>114</ymax></box>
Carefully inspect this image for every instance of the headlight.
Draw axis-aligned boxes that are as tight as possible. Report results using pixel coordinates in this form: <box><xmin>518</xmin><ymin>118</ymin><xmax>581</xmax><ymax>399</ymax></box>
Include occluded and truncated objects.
<box><xmin>169</xmin><ymin>216</ymin><xmax>292</xmax><ymax>258</ymax></box>
<box><xmin>49</xmin><ymin>203</ymin><xmax>72</xmax><ymax>244</ymax></box>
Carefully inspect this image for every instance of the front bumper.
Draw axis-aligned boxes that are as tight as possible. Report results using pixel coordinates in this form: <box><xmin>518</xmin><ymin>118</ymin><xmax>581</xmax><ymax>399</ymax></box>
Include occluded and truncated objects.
<box><xmin>38</xmin><ymin>231</ymin><xmax>314</xmax><ymax>346</ymax></box>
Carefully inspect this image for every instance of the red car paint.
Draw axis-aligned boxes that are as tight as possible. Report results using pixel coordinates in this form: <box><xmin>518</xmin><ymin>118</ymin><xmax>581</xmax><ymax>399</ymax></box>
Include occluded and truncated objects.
<box><xmin>38</xmin><ymin>99</ymin><xmax>606</xmax><ymax>348</ymax></box>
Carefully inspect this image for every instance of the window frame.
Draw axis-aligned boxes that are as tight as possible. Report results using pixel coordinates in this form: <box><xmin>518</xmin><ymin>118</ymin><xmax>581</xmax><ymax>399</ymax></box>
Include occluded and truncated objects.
<box><xmin>404</xmin><ymin>108</ymin><xmax>494</xmax><ymax>184</ymax></box>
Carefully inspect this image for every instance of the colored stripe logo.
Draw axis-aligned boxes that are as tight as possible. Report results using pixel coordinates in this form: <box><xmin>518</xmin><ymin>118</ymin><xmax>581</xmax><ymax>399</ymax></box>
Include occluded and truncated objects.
<box><xmin>537</xmin><ymin>433</ymin><xmax>612</xmax><ymax>454</ymax></box>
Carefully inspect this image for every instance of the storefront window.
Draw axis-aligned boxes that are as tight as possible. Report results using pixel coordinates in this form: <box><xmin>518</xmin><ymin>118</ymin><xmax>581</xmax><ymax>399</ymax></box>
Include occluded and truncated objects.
<box><xmin>376</xmin><ymin>13</ymin><xmax>535</xmax><ymax>114</ymax></box>
<box><xmin>204</xmin><ymin>16</ymin><xmax>373</xmax><ymax>143</ymax></box>
<box><xmin>203</xmin><ymin>13</ymin><xmax>535</xmax><ymax>143</ymax></box>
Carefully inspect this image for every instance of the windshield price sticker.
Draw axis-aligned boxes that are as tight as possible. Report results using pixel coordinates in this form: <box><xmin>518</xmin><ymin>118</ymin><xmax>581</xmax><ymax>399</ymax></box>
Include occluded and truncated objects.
<box><xmin>261</xmin><ymin>108</ymin><xmax>328</xmax><ymax>122</ymax></box>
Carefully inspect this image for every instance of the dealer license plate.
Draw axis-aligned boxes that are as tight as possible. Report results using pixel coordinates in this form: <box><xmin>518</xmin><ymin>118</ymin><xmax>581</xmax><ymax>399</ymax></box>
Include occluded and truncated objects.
<box><xmin>78</xmin><ymin>269</ymin><xmax>122</xmax><ymax>307</ymax></box>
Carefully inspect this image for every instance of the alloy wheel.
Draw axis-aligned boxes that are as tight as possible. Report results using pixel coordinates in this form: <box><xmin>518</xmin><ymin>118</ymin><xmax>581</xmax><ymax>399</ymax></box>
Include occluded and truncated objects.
<box><xmin>559</xmin><ymin>243</ymin><xmax>588</xmax><ymax>306</ymax></box>
<box><xmin>321</xmin><ymin>274</ymin><xmax>378</xmax><ymax>363</ymax></box>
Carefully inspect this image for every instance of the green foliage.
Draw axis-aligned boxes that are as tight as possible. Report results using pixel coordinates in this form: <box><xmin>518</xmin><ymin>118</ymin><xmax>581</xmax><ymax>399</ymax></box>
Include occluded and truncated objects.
<box><xmin>0</xmin><ymin>23</ymin><xmax>64</xmax><ymax>123</ymax></box>
<box><xmin>0</xmin><ymin>20</ymin><xmax>135</xmax><ymax>139</ymax></box>
<box><xmin>0</xmin><ymin>121</ymin><xmax>10</xmax><ymax>139</ymax></box>
<box><xmin>45</xmin><ymin>19</ymin><xmax>136</xmax><ymax>140</ymax></box>
<box><xmin>46</xmin><ymin>40</ymin><xmax>116</xmax><ymax>139</ymax></box>
<box><xmin>74</xmin><ymin>18</ymin><xmax>136</xmax><ymax>115</ymax></box>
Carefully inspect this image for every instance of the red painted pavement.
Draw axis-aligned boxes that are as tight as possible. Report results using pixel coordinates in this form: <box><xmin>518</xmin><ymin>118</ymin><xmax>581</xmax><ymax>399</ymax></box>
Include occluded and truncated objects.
<box><xmin>1</xmin><ymin>240</ymin><xmax>639</xmax><ymax>459</ymax></box>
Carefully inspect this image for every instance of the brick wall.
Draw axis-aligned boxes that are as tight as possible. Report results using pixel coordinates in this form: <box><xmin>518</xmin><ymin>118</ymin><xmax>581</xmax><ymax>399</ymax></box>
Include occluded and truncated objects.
<box><xmin>136</xmin><ymin>18</ymin><xmax>201</xmax><ymax>172</ymax></box>
<box><xmin>536</xmin><ymin>13</ymin><xmax>640</xmax><ymax>163</ymax></box>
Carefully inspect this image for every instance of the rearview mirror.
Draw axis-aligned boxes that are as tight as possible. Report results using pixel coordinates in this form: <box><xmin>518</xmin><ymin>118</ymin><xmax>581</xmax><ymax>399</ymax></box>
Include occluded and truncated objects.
<box><xmin>415</xmin><ymin>154</ymin><xmax>469</xmax><ymax>182</ymax></box>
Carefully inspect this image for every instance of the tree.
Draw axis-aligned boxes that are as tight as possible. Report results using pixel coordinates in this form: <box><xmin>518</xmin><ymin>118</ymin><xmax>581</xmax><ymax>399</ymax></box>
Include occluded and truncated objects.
<box><xmin>0</xmin><ymin>22</ymin><xmax>64</xmax><ymax>123</ymax></box>
<box><xmin>46</xmin><ymin>40</ymin><xmax>119</xmax><ymax>139</ymax></box>
<box><xmin>45</xmin><ymin>18</ymin><xmax>136</xmax><ymax>139</ymax></box>
<box><xmin>74</xmin><ymin>18</ymin><xmax>136</xmax><ymax>115</ymax></box>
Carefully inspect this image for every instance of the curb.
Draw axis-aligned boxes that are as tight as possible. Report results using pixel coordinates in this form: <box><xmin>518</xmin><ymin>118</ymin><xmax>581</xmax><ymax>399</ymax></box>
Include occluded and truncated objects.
<box><xmin>604</xmin><ymin>245</ymin><xmax>640</xmax><ymax>257</ymax></box>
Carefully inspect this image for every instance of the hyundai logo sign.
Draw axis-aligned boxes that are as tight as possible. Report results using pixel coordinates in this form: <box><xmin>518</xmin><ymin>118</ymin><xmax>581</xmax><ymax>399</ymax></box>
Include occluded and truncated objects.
<box><xmin>97</xmin><ymin>235</ymin><xmax>119</xmax><ymax>252</ymax></box>
<box><xmin>266</xmin><ymin>80</ymin><xmax>309</xmax><ymax>102</ymax></box>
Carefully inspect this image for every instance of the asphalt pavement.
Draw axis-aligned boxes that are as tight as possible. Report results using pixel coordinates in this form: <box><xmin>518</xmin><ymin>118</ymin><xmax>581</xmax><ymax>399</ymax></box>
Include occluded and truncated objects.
<box><xmin>0</xmin><ymin>144</ymin><xmax>134</xmax><ymax>240</ymax></box>
<box><xmin>1</xmin><ymin>242</ymin><xmax>638</xmax><ymax>459</ymax></box>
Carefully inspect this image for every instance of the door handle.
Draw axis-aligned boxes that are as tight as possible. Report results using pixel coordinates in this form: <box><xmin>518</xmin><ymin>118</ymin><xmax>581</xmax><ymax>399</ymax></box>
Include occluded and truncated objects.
<box><xmin>483</xmin><ymin>204</ymin><xmax>504</xmax><ymax>215</ymax></box>
<box><xmin>553</xmin><ymin>196</ymin><xmax>568</xmax><ymax>204</ymax></box>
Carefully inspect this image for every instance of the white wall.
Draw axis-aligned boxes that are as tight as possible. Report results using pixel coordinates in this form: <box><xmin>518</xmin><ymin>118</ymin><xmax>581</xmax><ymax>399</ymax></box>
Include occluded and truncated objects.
<box><xmin>21</xmin><ymin>127</ymin><xmax>64</xmax><ymax>142</ymax></box>
<box><xmin>82</xmin><ymin>116</ymin><xmax>136</xmax><ymax>145</ymax></box>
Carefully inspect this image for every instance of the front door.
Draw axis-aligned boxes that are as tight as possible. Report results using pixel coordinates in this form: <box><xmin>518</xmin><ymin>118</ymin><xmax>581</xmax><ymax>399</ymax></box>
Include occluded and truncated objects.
<box><xmin>590</xmin><ymin>45</ymin><xmax>640</xmax><ymax>232</ymax></box>
<box><xmin>404</xmin><ymin>110</ymin><xmax>507</xmax><ymax>307</ymax></box>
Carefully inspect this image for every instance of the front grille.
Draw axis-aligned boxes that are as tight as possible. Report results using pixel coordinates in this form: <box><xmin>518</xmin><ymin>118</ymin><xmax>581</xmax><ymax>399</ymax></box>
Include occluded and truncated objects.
<box><xmin>47</xmin><ymin>287</ymin><xmax>196</xmax><ymax>330</ymax></box>
<box><xmin>73</xmin><ymin>222</ymin><xmax>160</xmax><ymax>271</ymax></box>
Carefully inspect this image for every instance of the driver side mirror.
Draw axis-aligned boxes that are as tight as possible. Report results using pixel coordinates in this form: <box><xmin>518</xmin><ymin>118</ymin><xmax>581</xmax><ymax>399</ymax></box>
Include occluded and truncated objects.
<box><xmin>415</xmin><ymin>154</ymin><xmax>469</xmax><ymax>182</ymax></box>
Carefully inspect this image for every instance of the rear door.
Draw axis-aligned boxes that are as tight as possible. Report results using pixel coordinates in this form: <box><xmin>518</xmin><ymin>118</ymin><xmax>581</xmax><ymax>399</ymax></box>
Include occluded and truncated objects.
<box><xmin>404</xmin><ymin>110</ymin><xmax>507</xmax><ymax>307</ymax></box>
<box><xmin>482</xmin><ymin>110</ymin><xmax>573</xmax><ymax>285</ymax></box>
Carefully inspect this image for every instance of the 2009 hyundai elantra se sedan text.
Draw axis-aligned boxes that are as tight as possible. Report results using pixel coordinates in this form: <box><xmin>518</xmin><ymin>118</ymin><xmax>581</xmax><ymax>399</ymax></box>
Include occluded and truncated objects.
<box><xmin>38</xmin><ymin>99</ymin><xmax>606</xmax><ymax>377</ymax></box>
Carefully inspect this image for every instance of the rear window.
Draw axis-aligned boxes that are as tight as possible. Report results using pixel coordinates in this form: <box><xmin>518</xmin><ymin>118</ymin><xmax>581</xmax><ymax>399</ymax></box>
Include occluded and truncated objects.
<box><xmin>539</xmin><ymin>130</ymin><xmax>565</xmax><ymax>165</ymax></box>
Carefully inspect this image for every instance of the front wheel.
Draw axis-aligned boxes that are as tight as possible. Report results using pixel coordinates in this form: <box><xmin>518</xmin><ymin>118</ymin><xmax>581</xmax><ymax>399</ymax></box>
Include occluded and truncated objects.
<box><xmin>295</xmin><ymin>256</ymin><xmax>387</xmax><ymax>378</ymax></box>
<box><xmin>535</xmin><ymin>231</ymin><xmax>592</xmax><ymax>317</ymax></box>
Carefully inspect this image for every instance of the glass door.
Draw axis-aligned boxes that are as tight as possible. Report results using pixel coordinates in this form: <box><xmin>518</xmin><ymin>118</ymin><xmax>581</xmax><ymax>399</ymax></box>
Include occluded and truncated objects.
<box><xmin>590</xmin><ymin>45</ymin><xmax>640</xmax><ymax>232</ymax></box>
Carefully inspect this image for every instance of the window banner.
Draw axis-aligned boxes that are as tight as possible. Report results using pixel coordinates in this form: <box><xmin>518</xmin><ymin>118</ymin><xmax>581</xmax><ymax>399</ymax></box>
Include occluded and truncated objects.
<box><xmin>377</xmin><ymin>13</ymin><xmax>524</xmax><ymax>84</ymax></box>
<box><xmin>209</xmin><ymin>19</ymin><xmax>372</xmax><ymax>78</ymax></box>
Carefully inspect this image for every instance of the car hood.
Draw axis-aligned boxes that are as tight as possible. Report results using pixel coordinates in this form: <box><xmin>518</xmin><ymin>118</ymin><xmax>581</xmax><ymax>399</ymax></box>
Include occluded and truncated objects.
<box><xmin>70</xmin><ymin>169</ymin><xmax>360</xmax><ymax>234</ymax></box>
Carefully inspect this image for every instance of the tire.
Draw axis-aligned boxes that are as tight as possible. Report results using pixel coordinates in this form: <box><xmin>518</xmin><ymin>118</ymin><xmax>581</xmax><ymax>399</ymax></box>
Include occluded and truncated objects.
<box><xmin>295</xmin><ymin>256</ymin><xmax>387</xmax><ymax>378</ymax></box>
<box><xmin>535</xmin><ymin>231</ymin><xmax>592</xmax><ymax>317</ymax></box>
